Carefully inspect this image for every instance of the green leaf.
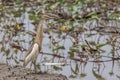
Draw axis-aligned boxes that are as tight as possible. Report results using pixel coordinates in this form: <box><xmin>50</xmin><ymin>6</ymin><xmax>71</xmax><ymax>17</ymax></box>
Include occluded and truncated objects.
<box><xmin>53</xmin><ymin>65</ymin><xmax>62</xmax><ymax>71</ymax></box>
<box><xmin>69</xmin><ymin>52</ymin><xmax>74</xmax><ymax>58</ymax></box>
<box><xmin>92</xmin><ymin>69</ymin><xmax>105</xmax><ymax>80</ymax></box>
<box><xmin>28</xmin><ymin>10</ymin><xmax>35</xmax><ymax>14</ymax></box>
<box><xmin>81</xmin><ymin>44</ymin><xmax>86</xmax><ymax>48</ymax></box>
<box><xmin>0</xmin><ymin>9</ymin><xmax>3</xmax><ymax>12</ymax></box>
<box><xmin>89</xmin><ymin>41</ymin><xmax>96</xmax><ymax>45</ymax></box>
<box><xmin>110</xmin><ymin>49</ymin><xmax>115</xmax><ymax>54</ymax></box>
<box><xmin>50</xmin><ymin>2</ymin><xmax>60</xmax><ymax>10</ymax></box>
<box><xmin>5</xmin><ymin>49</ymin><xmax>10</xmax><ymax>56</ymax></box>
<box><xmin>29</xmin><ymin>15</ymin><xmax>38</xmax><ymax>20</ymax></box>
<box><xmin>87</xmin><ymin>11</ymin><xmax>97</xmax><ymax>17</ymax></box>
<box><xmin>91</xmin><ymin>15</ymin><xmax>98</xmax><ymax>19</ymax></box>
<box><xmin>45</xmin><ymin>3</ymin><xmax>52</xmax><ymax>9</ymax></box>
<box><xmin>73</xmin><ymin>5</ymin><xmax>78</xmax><ymax>11</ymax></box>
<box><xmin>109</xmin><ymin>13</ymin><xmax>120</xmax><ymax>18</ymax></box>
<box><xmin>69</xmin><ymin>27</ymin><xmax>75</xmax><ymax>31</ymax></box>
<box><xmin>75</xmin><ymin>63</ymin><xmax>79</xmax><ymax>74</ymax></box>
<box><xmin>12</xmin><ymin>11</ymin><xmax>22</xmax><ymax>17</ymax></box>
<box><xmin>52</xmin><ymin>46</ymin><xmax>65</xmax><ymax>51</ymax></box>
<box><xmin>69</xmin><ymin>74</ymin><xmax>76</xmax><ymax>78</ymax></box>
<box><xmin>97</xmin><ymin>43</ymin><xmax>107</xmax><ymax>48</ymax></box>
<box><xmin>19</xmin><ymin>59</ymin><xmax>24</xmax><ymax>62</ymax></box>
<box><xmin>80</xmin><ymin>73</ymin><xmax>87</xmax><ymax>77</ymax></box>
<box><xmin>71</xmin><ymin>65</ymin><xmax>78</xmax><ymax>75</ymax></box>
<box><xmin>70</xmin><ymin>46</ymin><xmax>78</xmax><ymax>52</ymax></box>
<box><xmin>1</xmin><ymin>47</ymin><xmax>5</xmax><ymax>52</ymax></box>
<box><xmin>14</xmin><ymin>58</ymin><xmax>19</xmax><ymax>64</ymax></box>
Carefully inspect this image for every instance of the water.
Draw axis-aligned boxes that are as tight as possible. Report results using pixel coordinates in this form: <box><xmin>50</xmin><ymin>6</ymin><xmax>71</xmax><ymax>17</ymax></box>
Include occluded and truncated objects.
<box><xmin>1</xmin><ymin>7</ymin><xmax>120</xmax><ymax>80</ymax></box>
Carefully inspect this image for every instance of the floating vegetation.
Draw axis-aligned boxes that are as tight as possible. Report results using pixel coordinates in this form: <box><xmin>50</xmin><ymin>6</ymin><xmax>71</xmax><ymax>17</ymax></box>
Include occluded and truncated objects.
<box><xmin>0</xmin><ymin>0</ymin><xmax>120</xmax><ymax>80</ymax></box>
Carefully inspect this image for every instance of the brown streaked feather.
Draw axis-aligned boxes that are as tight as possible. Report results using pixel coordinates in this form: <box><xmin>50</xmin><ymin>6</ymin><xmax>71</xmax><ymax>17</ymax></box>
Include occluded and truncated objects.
<box><xmin>35</xmin><ymin>18</ymin><xmax>44</xmax><ymax>47</ymax></box>
<box><xmin>23</xmin><ymin>17</ymin><xmax>44</xmax><ymax>67</ymax></box>
<box><xmin>24</xmin><ymin>18</ymin><xmax>44</xmax><ymax>58</ymax></box>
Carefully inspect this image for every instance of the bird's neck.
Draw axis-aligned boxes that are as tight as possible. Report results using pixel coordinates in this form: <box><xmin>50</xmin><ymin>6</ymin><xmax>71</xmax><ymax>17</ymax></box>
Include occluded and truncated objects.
<box><xmin>35</xmin><ymin>19</ymin><xmax>43</xmax><ymax>46</ymax></box>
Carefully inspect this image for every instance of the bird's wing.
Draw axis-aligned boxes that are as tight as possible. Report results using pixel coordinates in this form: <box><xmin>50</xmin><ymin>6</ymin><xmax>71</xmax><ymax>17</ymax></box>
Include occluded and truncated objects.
<box><xmin>25</xmin><ymin>43</ymin><xmax>34</xmax><ymax>58</ymax></box>
<box><xmin>23</xmin><ymin>43</ymin><xmax>39</xmax><ymax>66</ymax></box>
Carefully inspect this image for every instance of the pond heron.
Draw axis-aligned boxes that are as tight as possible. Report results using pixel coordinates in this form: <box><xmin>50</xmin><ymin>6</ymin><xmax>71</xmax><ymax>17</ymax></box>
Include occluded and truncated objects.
<box><xmin>23</xmin><ymin>15</ymin><xmax>47</xmax><ymax>73</ymax></box>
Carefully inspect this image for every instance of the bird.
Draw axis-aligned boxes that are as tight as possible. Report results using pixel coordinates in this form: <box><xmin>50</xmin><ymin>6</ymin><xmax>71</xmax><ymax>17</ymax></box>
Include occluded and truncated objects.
<box><xmin>23</xmin><ymin>15</ymin><xmax>44</xmax><ymax>73</ymax></box>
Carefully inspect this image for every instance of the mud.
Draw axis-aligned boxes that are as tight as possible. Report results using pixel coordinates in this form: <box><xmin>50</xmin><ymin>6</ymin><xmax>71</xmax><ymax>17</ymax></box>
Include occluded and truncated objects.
<box><xmin>0</xmin><ymin>63</ymin><xmax>68</xmax><ymax>80</ymax></box>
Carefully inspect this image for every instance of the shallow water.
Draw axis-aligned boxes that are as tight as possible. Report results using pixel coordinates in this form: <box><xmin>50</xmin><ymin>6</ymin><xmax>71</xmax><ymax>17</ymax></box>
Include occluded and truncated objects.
<box><xmin>1</xmin><ymin>7</ymin><xmax>120</xmax><ymax>80</ymax></box>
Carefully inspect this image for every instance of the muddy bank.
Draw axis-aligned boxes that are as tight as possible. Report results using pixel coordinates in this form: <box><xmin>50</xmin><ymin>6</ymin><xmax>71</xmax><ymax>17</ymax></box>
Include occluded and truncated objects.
<box><xmin>0</xmin><ymin>63</ymin><xmax>68</xmax><ymax>80</ymax></box>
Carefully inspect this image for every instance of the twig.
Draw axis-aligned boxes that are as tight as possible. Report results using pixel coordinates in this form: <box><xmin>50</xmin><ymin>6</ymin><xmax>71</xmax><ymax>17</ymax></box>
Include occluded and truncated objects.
<box><xmin>40</xmin><ymin>52</ymin><xmax>65</xmax><ymax>58</ymax></box>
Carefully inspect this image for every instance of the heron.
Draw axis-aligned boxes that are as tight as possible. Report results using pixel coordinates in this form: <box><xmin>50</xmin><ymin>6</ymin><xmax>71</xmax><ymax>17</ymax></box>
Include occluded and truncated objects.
<box><xmin>23</xmin><ymin>15</ymin><xmax>45</xmax><ymax>73</ymax></box>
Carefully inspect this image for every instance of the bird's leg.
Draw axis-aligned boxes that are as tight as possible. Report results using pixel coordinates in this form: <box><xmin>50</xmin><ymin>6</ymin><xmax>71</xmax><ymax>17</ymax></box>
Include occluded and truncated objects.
<box><xmin>33</xmin><ymin>59</ymin><xmax>37</xmax><ymax>73</ymax></box>
<box><xmin>30</xmin><ymin>62</ymin><xmax>33</xmax><ymax>74</ymax></box>
<box><xmin>23</xmin><ymin>65</ymin><xmax>27</xmax><ymax>75</ymax></box>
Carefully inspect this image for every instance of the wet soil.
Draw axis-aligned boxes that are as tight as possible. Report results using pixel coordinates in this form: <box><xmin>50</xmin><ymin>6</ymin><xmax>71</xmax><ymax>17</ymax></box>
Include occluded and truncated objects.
<box><xmin>0</xmin><ymin>63</ymin><xmax>68</xmax><ymax>80</ymax></box>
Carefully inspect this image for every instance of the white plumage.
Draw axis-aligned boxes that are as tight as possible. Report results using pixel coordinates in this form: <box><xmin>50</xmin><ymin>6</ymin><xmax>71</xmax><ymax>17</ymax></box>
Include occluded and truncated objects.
<box><xmin>24</xmin><ymin>43</ymin><xmax>39</xmax><ymax>66</ymax></box>
<box><xmin>23</xmin><ymin>16</ymin><xmax>45</xmax><ymax>73</ymax></box>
